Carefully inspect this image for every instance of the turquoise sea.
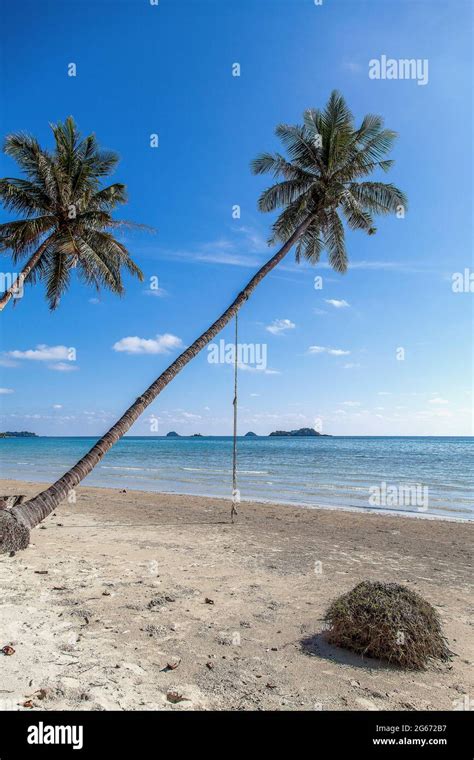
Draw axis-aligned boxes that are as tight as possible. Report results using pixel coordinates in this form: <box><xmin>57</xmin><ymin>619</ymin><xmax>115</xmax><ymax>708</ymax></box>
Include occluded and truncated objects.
<box><xmin>0</xmin><ymin>436</ymin><xmax>472</xmax><ymax>521</ymax></box>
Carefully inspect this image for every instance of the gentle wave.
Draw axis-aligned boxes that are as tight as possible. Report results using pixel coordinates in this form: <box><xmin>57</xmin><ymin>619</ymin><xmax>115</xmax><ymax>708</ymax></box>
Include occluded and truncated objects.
<box><xmin>1</xmin><ymin>436</ymin><xmax>472</xmax><ymax>521</ymax></box>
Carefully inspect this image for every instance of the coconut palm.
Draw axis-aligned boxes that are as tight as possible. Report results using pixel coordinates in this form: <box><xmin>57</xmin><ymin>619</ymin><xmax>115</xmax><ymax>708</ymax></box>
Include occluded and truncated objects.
<box><xmin>0</xmin><ymin>91</ymin><xmax>407</xmax><ymax>552</ymax></box>
<box><xmin>0</xmin><ymin>117</ymin><xmax>143</xmax><ymax>311</ymax></box>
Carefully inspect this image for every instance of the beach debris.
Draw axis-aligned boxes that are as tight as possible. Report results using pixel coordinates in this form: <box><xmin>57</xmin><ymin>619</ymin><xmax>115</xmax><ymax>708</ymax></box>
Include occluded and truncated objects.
<box><xmin>52</xmin><ymin>586</ymin><xmax>67</xmax><ymax>591</ymax></box>
<box><xmin>206</xmin><ymin>661</ymin><xmax>214</xmax><ymax>670</ymax></box>
<box><xmin>9</xmin><ymin>551</ymin><xmax>15</xmax><ymax>557</ymax></box>
<box><xmin>25</xmin><ymin>688</ymin><xmax>48</xmax><ymax>701</ymax></box>
<box><xmin>22</xmin><ymin>700</ymin><xmax>34</xmax><ymax>709</ymax></box>
<box><xmin>142</xmin><ymin>624</ymin><xmax>167</xmax><ymax>639</ymax></box>
<box><xmin>102</xmin><ymin>590</ymin><xmax>111</xmax><ymax>596</ymax></box>
<box><xmin>1</xmin><ymin>645</ymin><xmax>15</xmax><ymax>656</ymax></box>
<box><xmin>205</xmin><ymin>597</ymin><xmax>214</xmax><ymax>605</ymax></box>
<box><xmin>266</xmin><ymin>682</ymin><xmax>277</xmax><ymax>689</ymax></box>
<box><xmin>163</xmin><ymin>658</ymin><xmax>181</xmax><ymax>672</ymax></box>
<box><xmin>323</xmin><ymin>581</ymin><xmax>452</xmax><ymax>670</ymax></box>
<box><xmin>34</xmin><ymin>570</ymin><xmax>48</xmax><ymax>575</ymax></box>
<box><xmin>148</xmin><ymin>594</ymin><xmax>175</xmax><ymax>609</ymax></box>
<box><xmin>166</xmin><ymin>690</ymin><xmax>188</xmax><ymax>704</ymax></box>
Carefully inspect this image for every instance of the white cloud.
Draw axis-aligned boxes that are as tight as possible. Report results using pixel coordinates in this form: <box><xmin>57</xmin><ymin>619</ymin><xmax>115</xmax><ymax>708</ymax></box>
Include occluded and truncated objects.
<box><xmin>325</xmin><ymin>299</ymin><xmax>350</xmax><ymax>309</ymax></box>
<box><xmin>7</xmin><ymin>345</ymin><xmax>73</xmax><ymax>362</ymax></box>
<box><xmin>0</xmin><ymin>388</ymin><xmax>14</xmax><ymax>394</ymax></box>
<box><xmin>0</xmin><ymin>357</ymin><xmax>18</xmax><ymax>368</ymax></box>
<box><xmin>52</xmin><ymin>404</ymin><xmax>63</xmax><ymax>409</ymax></box>
<box><xmin>429</xmin><ymin>397</ymin><xmax>449</xmax><ymax>405</ymax></box>
<box><xmin>308</xmin><ymin>346</ymin><xmax>350</xmax><ymax>356</ymax></box>
<box><xmin>343</xmin><ymin>363</ymin><xmax>360</xmax><ymax>369</ymax></box>
<box><xmin>266</xmin><ymin>318</ymin><xmax>296</xmax><ymax>335</ymax></box>
<box><xmin>113</xmin><ymin>333</ymin><xmax>183</xmax><ymax>355</ymax></box>
<box><xmin>89</xmin><ymin>297</ymin><xmax>100</xmax><ymax>305</ymax></box>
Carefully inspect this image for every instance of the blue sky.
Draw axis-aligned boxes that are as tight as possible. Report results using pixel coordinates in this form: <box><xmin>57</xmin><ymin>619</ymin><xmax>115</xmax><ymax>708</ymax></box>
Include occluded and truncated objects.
<box><xmin>0</xmin><ymin>0</ymin><xmax>472</xmax><ymax>436</ymax></box>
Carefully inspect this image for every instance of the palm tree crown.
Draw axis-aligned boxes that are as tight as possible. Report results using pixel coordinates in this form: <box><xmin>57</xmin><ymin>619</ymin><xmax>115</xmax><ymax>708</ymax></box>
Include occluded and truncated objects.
<box><xmin>0</xmin><ymin>117</ymin><xmax>143</xmax><ymax>309</ymax></box>
<box><xmin>251</xmin><ymin>90</ymin><xmax>407</xmax><ymax>272</ymax></box>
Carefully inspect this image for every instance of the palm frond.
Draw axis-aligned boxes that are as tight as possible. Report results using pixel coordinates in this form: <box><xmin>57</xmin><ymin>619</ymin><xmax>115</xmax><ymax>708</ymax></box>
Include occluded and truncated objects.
<box><xmin>324</xmin><ymin>211</ymin><xmax>348</xmax><ymax>273</ymax></box>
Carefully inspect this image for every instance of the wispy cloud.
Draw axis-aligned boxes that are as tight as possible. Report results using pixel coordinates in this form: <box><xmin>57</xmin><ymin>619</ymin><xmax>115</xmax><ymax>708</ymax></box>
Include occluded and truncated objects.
<box><xmin>113</xmin><ymin>333</ymin><xmax>183</xmax><ymax>355</ymax></box>
<box><xmin>0</xmin><ymin>388</ymin><xmax>14</xmax><ymax>394</ymax></box>
<box><xmin>238</xmin><ymin>364</ymin><xmax>281</xmax><ymax>375</ymax></box>
<box><xmin>143</xmin><ymin>287</ymin><xmax>168</xmax><ymax>298</ymax></box>
<box><xmin>148</xmin><ymin>226</ymin><xmax>269</xmax><ymax>269</ymax></box>
<box><xmin>266</xmin><ymin>318</ymin><xmax>296</xmax><ymax>335</ymax></box>
<box><xmin>429</xmin><ymin>397</ymin><xmax>449</xmax><ymax>405</ymax></box>
<box><xmin>308</xmin><ymin>346</ymin><xmax>351</xmax><ymax>356</ymax></box>
<box><xmin>49</xmin><ymin>362</ymin><xmax>78</xmax><ymax>372</ymax></box>
<box><xmin>343</xmin><ymin>61</ymin><xmax>363</xmax><ymax>73</ymax></box>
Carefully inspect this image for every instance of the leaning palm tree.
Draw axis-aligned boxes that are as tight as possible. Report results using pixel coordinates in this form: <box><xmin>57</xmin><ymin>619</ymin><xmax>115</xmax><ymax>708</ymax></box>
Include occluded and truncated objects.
<box><xmin>0</xmin><ymin>92</ymin><xmax>407</xmax><ymax>552</ymax></box>
<box><xmin>0</xmin><ymin>117</ymin><xmax>143</xmax><ymax>311</ymax></box>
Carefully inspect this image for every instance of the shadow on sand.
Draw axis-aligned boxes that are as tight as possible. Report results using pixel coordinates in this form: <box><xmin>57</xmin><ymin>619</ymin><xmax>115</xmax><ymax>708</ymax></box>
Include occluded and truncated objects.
<box><xmin>300</xmin><ymin>631</ymin><xmax>401</xmax><ymax>673</ymax></box>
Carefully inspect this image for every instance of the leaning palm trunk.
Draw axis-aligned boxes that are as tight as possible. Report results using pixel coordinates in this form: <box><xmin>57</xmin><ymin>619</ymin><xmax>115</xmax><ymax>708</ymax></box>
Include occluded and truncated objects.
<box><xmin>0</xmin><ymin>217</ymin><xmax>312</xmax><ymax>553</ymax></box>
<box><xmin>0</xmin><ymin>236</ymin><xmax>53</xmax><ymax>311</ymax></box>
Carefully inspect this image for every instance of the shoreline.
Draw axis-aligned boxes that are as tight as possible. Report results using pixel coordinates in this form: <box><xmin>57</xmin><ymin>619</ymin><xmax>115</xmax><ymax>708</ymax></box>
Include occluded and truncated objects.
<box><xmin>2</xmin><ymin>476</ymin><xmax>471</xmax><ymax>524</ymax></box>
<box><xmin>0</xmin><ymin>478</ymin><xmax>472</xmax><ymax>711</ymax></box>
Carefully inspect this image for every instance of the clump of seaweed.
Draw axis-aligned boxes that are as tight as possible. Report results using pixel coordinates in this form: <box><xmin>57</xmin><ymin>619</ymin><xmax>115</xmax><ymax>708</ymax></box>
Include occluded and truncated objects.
<box><xmin>324</xmin><ymin>581</ymin><xmax>451</xmax><ymax>670</ymax></box>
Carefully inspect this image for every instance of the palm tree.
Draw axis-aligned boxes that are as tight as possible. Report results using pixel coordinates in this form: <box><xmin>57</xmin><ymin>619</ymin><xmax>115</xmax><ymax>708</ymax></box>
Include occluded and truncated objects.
<box><xmin>0</xmin><ymin>117</ymin><xmax>143</xmax><ymax>311</ymax></box>
<box><xmin>0</xmin><ymin>92</ymin><xmax>407</xmax><ymax>553</ymax></box>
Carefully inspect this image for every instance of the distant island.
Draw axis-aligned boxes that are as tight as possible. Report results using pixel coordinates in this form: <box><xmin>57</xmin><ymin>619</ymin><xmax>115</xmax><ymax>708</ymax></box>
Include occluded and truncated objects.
<box><xmin>0</xmin><ymin>431</ymin><xmax>38</xmax><ymax>438</ymax></box>
<box><xmin>162</xmin><ymin>430</ymin><xmax>330</xmax><ymax>438</ymax></box>
<box><xmin>269</xmin><ymin>428</ymin><xmax>330</xmax><ymax>437</ymax></box>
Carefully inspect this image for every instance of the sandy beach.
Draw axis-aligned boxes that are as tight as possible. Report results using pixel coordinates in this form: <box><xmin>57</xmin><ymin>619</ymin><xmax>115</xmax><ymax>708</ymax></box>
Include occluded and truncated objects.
<box><xmin>0</xmin><ymin>478</ymin><xmax>472</xmax><ymax>712</ymax></box>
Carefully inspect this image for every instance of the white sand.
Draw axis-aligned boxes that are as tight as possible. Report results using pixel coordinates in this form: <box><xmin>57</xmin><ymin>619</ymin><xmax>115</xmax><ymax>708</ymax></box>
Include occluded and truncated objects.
<box><xmin>0</xmin><ymin>479</ymin><xmax>472</xmax><ymax>711</ymax></box>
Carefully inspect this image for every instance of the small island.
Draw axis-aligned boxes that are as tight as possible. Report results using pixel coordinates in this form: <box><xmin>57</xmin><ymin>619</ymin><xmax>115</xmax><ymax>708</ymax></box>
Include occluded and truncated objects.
<box><xmin>166</xmin><ymin>431</ymin><xmax>180</xmax><ymax>437</ymax></box>
<box><xmin>245</xmin><ymin>432</ymin><xmax>258</xmax><ymax>437</ymax></box>
<box><xmin>0</xmin><ymin>431</ymin><xmax>38</xmax><ymax>438</ymax></box>
<box><xmin>191</xmin><ymin>433</ymin><xmax>203</xmax><ymax>437</ymax></box>
<box><xmin>269</xmin><ymin>427</ymin><xmax>329</xmax><ymax>437</ymax></box>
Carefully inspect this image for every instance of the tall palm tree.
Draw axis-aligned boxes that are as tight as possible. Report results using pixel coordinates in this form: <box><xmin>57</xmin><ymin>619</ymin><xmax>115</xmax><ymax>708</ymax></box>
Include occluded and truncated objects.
<box><xmin>0</xmin><ymin>92</ymin><xmax>407</xmax><ymax>553</ymax></box>
<box><xmin>0</xmin><ymin>117</ymin><xmax>143</xmax><ymax>311</ymax></box>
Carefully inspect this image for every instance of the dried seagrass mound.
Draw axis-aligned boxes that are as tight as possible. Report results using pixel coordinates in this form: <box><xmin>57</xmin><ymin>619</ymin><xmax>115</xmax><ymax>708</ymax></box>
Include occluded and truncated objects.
<box><xmin>324</xmin><ymin>581</ymin><xmax>451</xmax><ymax>670</ymax></box>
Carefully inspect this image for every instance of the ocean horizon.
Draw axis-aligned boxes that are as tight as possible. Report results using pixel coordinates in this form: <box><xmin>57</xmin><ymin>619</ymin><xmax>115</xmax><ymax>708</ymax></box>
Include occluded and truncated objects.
<box><xmin>1</xmin><ymin>435</ymin><xmax>472</xmax><ymax>521</ymax></box>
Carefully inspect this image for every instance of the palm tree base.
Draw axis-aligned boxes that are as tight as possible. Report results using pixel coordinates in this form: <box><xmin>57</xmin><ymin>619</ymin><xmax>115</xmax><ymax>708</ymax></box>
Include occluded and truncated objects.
<box><xmin>0</xmin><ymin>510</ymin><xmax>30</xmax><ymax>553</ymax></box>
